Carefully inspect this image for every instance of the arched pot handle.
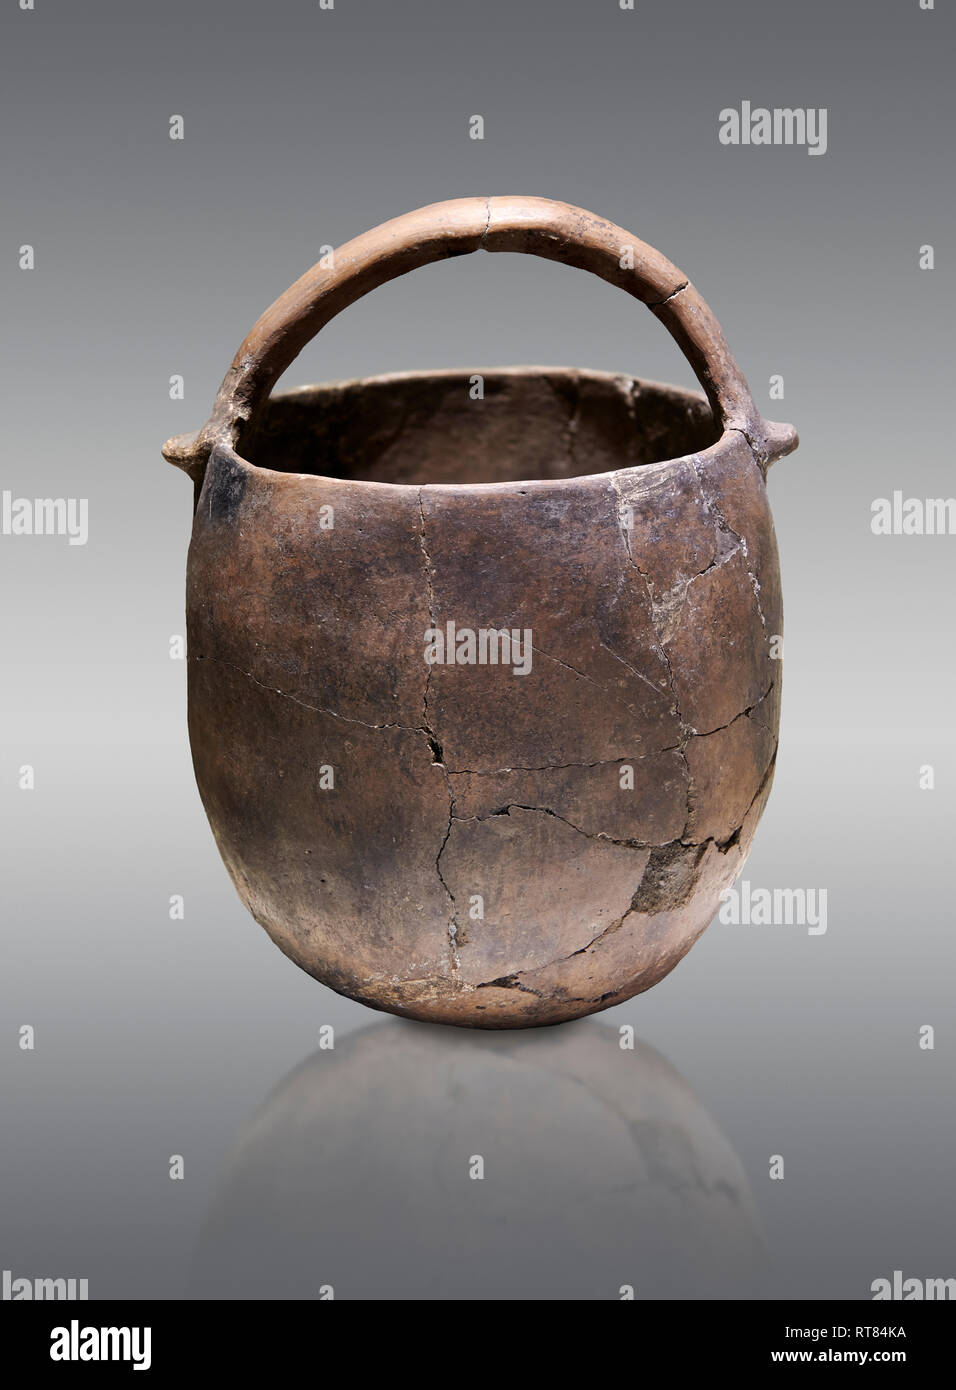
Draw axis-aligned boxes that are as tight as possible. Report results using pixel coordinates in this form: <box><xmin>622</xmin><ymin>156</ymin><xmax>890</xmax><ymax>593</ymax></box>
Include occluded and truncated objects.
<box><xmin>163</xmin><ymin>195</ymin><xmax>797</xmax><ymax>483</ymax></box>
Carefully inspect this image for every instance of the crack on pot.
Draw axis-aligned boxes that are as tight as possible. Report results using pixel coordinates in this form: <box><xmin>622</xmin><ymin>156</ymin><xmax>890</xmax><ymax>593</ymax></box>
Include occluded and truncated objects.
<box><xmin>596</xmin><ymin>628</ymin><xmax>674</xmax><ymax>704</ymax></box>
<box><xmin>416</xmin><ymin>491</ymin><xmax>438</xmax><ymax>749</ymax></box>
<box><xmin>729</xmin><ymin>422</ymin><xmax>777</xmax><ymax>480</ymax></box>
<box><xmin>192</xmin><ymin>648</ymin><xmax>466</xmax><ymax>974</ymax></box>
<box><xmin>197</xmin><ymin>651</ymin><xmax>768</xmax><ymax>775</ymax></box>
<box><xmin>478</xmin><ymin>195</ymin><xmax>492</xmax><ymax>250</ymax></box>
<box><xmin>451</xmin><ymin>802</ymin><xmax>661</xmax><ymax>849</ymax></box>
<box><xmin>686</xmin><ymin>678</ymin><xmax>776</xmax><ymax>739</ymax></box>
<box><xmin>447</xmin><ymin>751</ymin><xmax>676</xmax><ymax>776</ymax></box>
<box><xmin>468</xmin><ymin>799</ymin><xmax>763</xmax><ymax>1001</ymax></box>
<box><xmin>712</xmin><ymin>748</ymin><xmax>778</xmax><ymax>854</ymax></box>
<box><xmin>529</xmin><ymin>641</ymin><xmax>662</xmax><ymax>708</ymax></box>
<box><xmin>647</xmin><ymin>580</ymin><xmax>691</xmax><ymax>649</ymax></box>
<box><xmin>610</xmin><ymin>486</ymin><xmax>686</xmax><ymax>719</ymax></box>
<box><xmin>464</xmin><ymin>843</ymin><xmax>666</xmax><ymax>999</ymax></box>
<box><xmin>417</xmin><ymin>490</ymin><xmax>462</xmax><ymax>974</ymax></box>
<box><xmin>190</xmin><ymin>653</ymin><xmax>427</xmax><ymax>733</ymax></box>
<box><xmin>646</xmin><ymin>279</ymin><xmax>689</xmax><ymax>309</ymax></box>
<box><xmin>468</xmin><ymin>840</ymin><xmax>686</xmax><ymax>995</ymax></box>
<box><xmin>610</xmin><ymin>474</ymin><xmax>695</xmax><ymax>838</ymax></box>
<box><xmin>533</xmin><ymin>636</ymin><xmax>667</xmax><ymax>708</ymax></box>
<box><xmin>558</xmin><ymin>838</ymin><xmax>709</xmax><ymax>968</ymax></box>
<box><xmin>476</xmin><ymin>974</ymin><xmax>546</xmax><ymax>999</ymax></box>
<box><xmin>636</xmin><ymin>463</ymin><xmax>743</xmax><ymax>657</ymax></box>
<box><xmin>622</xmin><ymin>509</ymin><xmax>743</xmax><ymax>655</ymax></box>
<box><xmin>434</xmin><ymin>800</ymin><xmax>461</xmax><ymax>972</ymax></box>
<box><xmin>619</xmin><ymin>455</ymin><xmax>775</xmax><ymax>836</ymax></box>
<box><xmin>530</xmin><ymin>638</ymin><xmax>680</xmax><ymax>725</ymax></box>
<box><xmin>473</xmin><ymin>972</ymin><xmax>617</xmax><ymax>1007</ymax></box>
<box><xmin>690</xmin><ymin>451</ymin><xmax>768</xmax><ymax>633</ymax></box>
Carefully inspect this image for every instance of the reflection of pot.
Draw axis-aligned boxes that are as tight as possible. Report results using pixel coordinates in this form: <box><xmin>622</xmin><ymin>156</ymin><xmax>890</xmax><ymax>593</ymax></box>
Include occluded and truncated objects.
<box><xmin>165</xmin><ymin>196</ymin><xmax>797</xmax><ymax>1027</ymax></box>
<box><xmin>192</xmin><ymin>1021</ymin><xmax>764</xmax><ymax>1299</ymax></box>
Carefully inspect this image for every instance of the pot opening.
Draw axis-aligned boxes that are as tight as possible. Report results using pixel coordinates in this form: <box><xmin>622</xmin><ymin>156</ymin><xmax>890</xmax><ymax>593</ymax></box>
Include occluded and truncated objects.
<box><xmin>243</xmin><ymin>367</ymin><xmax>721</xmax><ymax>487</ymax></box>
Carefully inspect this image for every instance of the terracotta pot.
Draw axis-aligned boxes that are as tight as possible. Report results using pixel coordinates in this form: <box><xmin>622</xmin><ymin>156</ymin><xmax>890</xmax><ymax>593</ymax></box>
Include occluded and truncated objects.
<box><xmin>163</xmin><ymin>196</ymin><xmax>798</xmax><ymax>1029</ymax></box>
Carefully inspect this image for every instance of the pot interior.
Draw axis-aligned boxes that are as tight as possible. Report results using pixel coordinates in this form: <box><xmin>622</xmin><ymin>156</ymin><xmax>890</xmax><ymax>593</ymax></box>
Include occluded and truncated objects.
<box><xmin>243</xmin><ymin>367</ymin><xmax>721</xmax><ymax>487</ymax></box>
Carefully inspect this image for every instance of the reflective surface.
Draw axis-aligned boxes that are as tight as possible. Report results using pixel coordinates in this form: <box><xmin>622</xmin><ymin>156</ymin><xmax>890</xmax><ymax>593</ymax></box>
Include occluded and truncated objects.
<box><xmin>191</xmin><ymin>1023</ymin><xmax>764</xmax><ymax>1299</ymax></box>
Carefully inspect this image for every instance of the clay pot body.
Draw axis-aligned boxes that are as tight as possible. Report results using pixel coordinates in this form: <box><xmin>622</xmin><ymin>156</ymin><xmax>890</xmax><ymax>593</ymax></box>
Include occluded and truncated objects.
<box><xmin>164</xmin><ymin>198</ymin><xmax>797</xmax><ymax>1028</ymax></box>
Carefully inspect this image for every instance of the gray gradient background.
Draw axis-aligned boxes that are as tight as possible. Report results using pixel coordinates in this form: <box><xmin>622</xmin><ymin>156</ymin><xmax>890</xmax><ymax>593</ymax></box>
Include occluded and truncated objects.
<box><xmin>1</xmin><ymin>0</ymin><xmax>953</xmax><ymax>1300</ymax></box>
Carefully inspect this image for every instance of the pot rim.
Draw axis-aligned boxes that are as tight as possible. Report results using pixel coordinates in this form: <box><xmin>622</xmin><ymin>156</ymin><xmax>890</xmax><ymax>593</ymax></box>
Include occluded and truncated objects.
<box><xmin>204</xmin><ymin>363</ymin><xmax>759</xmax><ymax>499</ymax></box>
